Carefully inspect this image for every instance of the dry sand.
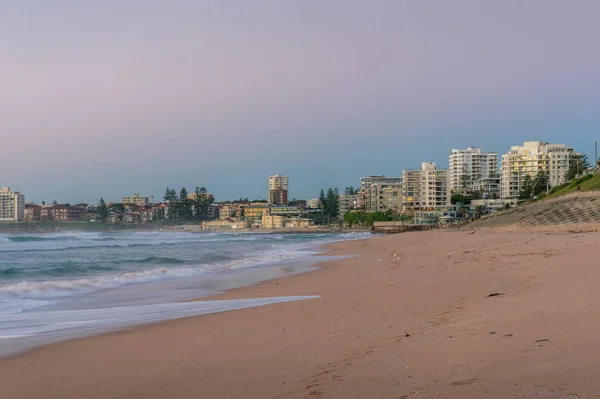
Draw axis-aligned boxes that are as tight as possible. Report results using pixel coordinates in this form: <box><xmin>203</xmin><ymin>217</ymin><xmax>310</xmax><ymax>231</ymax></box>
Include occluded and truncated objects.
<box><xmin>2</xmin><ymin>229</ymin><xmax>600</xmax><ymax>399</ymax></box>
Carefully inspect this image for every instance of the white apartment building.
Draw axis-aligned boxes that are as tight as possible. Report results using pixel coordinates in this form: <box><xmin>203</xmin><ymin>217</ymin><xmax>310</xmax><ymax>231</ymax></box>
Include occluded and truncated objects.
<box><xmin>402</xmin><ymin>162</ymin><xmax>451</xmax><ymax>214</ymax></box>
<box><xmin>268</xmin><ymin>174</ymin><xmax>289</xmax><ymax>205</ymax></box>
<box><xmin>449</xmin><ymin>147</ymin><xmax>498</xmax><ymax>191</ymax></box>
<box><xmin>0</xmin><ymin>186</ymin><xmax>25</xmax><ymax>222</ymax></box>
<box><xmin>122</xmin><ymin>193</ymin><xmax>154</xmax><ymax>206</ymax></box>
<box><xmin>268</xmin><ymin>174</ymin><xmax>289</xmax><ymax>191</ymax></box>
<box><xmin>500</xmin><ymin>141</ymin><xmax>574</xmax><ymax>199</ymax></box>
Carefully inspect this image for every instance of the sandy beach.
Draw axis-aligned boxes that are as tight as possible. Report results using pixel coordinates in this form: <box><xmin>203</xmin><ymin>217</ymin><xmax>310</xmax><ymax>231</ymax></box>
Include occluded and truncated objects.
<box><xmin>2</xmin><ymin>228</ymin><xmax>600</xmax><ymax>398</ymax></box>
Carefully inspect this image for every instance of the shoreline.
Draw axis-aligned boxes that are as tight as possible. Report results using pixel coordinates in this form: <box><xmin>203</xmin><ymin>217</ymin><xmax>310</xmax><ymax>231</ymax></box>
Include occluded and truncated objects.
<box><xmin>3</xmin><ymin>228</ymin><xmax>600</xmax><ymax>398</ymax></box>
<box><xmin>0</xmin><ymin>232</ymin><xmax>369</xmax><ymax>358</ymax></box>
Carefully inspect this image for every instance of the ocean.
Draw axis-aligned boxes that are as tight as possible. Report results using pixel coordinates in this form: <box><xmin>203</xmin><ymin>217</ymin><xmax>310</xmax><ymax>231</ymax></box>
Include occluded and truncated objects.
<box><xmin>0</xmin><ymin>230</ymin><xmax>368</xmax><ymax>356</ymax></box>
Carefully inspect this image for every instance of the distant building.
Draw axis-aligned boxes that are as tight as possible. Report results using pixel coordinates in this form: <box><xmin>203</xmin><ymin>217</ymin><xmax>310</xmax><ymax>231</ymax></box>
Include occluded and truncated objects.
<box><xmin>449</xmin><ymin>147</ymin><xmax>498</xmax><ymax>191</ymax></box>
<box><xmin>472</xmin><ymin>177</ymin><xmax>501</xmax><ymax>199</ymax></box>
<box><xmin>500</xmin><ymin>141</ymin><xmax>574</xmax><ymax>199</ymax></box>
<box><xmin>402</xmin><ymin>162</ymin><xmax>451</xmax><ymax>215</ymax></box>
<box><xmin>202</xmin><ymin>220</ymin><xmax>247</xmax><ymax>230</ymax></box>
<box><xmin>338</xmin><ymin>194</ymin><xmax>358</xmax><ymax>221</ymax></box>
<box><xmin>471</xmin><ymin>199</ymin><xmax>517</xmax><ymax>214</ymax></box>
<box><xmin>357</xmin><ymin>175</ymin><xmax>402</xmax><ymax>213</ymax></box>
<box><xmin>306</xmin><ymin>198</ymin><xmax>321</xmax><ymax>209</ymax></box>
<box><xmin>363</xmin><ymin>183</ymin><xmax>403</xmax><ymax>213</ymax></box>
<box><xmin>242</xmin><ymin>204</ymin><xmax>270</xmax><ymax>221</ymax></box>
<box><xmin>41</xmin><ymin>205</ymin><xmax>86</xmax><ymax>222</ymax></box>
<box><xmin>122</xmin><ymin>193</ymin><xmax>154</xmax><ymax>206</ymax></box>
<box><xmin>24</xmin><ymin>205</ymin><xmax>42</xmax><ymax>221</ymax></box>
<box><xmin>0</xmin><ymin>187</ymin><xmax>25</xmax><ymax>222</ymax></box>
<box><xmin>268</xmin><ymin>174</ymin><xmax>289</xmax><ymax>205</ymax></box>
<box><xmin>219</xmin><ymin>205</ymin><xmax>237</xmax><ymax>220</ymax></box>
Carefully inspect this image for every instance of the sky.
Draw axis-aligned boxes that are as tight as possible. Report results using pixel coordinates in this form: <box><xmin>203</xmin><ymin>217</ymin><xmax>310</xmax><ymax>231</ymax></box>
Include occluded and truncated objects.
<box><xmin>2</xmin><ymin>0</ymin><xmax>600</xmax><ymax>204</ymax></box>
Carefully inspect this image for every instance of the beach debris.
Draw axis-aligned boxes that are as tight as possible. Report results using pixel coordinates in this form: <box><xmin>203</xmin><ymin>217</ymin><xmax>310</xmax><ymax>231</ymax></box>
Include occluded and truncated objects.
<box><xmin>535</xmin><ymin>339</ymin><xmax>551</xmax><ymax>343</ymax></box>
<box><xmin>504</xmin><ymin>334</ymin><xmax>513</xmax><ymax>338</ymax></box>
<box><xmin>486</xmin><ymin>292</ymin><xmax>506</xmax><ymax>297</ymax></box>
<box><xmin>467</xmin><ymin>231</ymin><xmax>477</xmax><ymax>235</ymax></box>
<box><xmin>451</xmin><ymin>378</ymin><xmax>477</xmax><ymax>386</ymax></box>
<box><xmin>490</xmin><ymin>332</ymin><xmax>497</xmax><ymax>335</ymax></box>
<box><xmin>447</xmin><ymin>253</ymin><xmax>451</xmax><ymax>258</ymax></box>
<box><xmin>405</xmin><ymin>333</ymin><xmax>411</xmax><ymax>338</ymax></box>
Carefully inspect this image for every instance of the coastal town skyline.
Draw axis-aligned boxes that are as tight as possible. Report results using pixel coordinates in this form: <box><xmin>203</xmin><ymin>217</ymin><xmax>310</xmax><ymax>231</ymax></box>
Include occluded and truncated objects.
<box><xmin>2</xmin><ymin>1</ymin><xmax>600</xmax><ymax>203</ymax></box>
<box><xmin>4</xmin><ymin>138</ymin><xmax>595</xmax><ymax>205</ymax></box>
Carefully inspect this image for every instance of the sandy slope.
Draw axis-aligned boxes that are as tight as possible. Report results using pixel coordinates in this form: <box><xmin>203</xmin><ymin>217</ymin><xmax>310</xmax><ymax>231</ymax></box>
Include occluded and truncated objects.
<box><xmin>2</xmin><ymin>229</ymin><xmax>600</xmax><ymax>399</ymax></box>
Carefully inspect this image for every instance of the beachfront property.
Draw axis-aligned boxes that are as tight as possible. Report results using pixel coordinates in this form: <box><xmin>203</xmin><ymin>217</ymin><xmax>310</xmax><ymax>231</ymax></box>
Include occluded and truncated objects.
<box><xmin>23</xmin><ymin>205</ymin><xmax>42</xmax><ymax>221</ymax></box>
<box><xmin>268</xmin><ymin>174</ymin><xmax>289</xmax><ymax>205</ymax></box>
<box><xmin>449</xmin><ymin>147</ymin><xmax>499</xmax><ymax>191</ymax></box>
<box><xmin>218</xmin><ymin>204</ymin><xmax>237</xmax><ymax>220</ymax></box>
<box><xmin>338</xmin><ymin>194</ymin><xmax>358</xmax><ymax>220</ymax></box>
<box><xmin>0</xmin><ymin>186</ymin><xmax>25</xmax><ymax>222</ymax></box>
<box><xmin>356</xmin><ymin>175</ymin><xmax>402</xmax><ymax>212</ymax></box>
<box><xmin>500</xmin><ymin>141</ymin><xmax>574</xmax><ymax>199</ymax></box>
<box><xmin>363</xmin><ymin>182</ymin><xmax>403</xmax><ymax>213</ymax></box>
<box><xmin>402</xmin><ymin>162</ymin><xmax>451</xmax><ymax>215</ymax></box>
<box><xmin>121</xmin><ymin>193</ymin><xmax>154</xmax><ymax>206</ymax></box>
<box><xmin>471</xmin><ymin>198</ymin><xmax>518</xmax><ymax>214</ymax></box>
<box><xmin>472</xmin><ymin>177</ymin><xmax>501</xmax><ymax>199</ymax></box>
<box><xmin>201</xmin><ymin>220</ymin><xmax>247</xmax><ymax>230</ymax></box>
<box><xmin>261</xmin><ymin>208</ymin><xmax>314</xmax><ymax>229</ymax></box>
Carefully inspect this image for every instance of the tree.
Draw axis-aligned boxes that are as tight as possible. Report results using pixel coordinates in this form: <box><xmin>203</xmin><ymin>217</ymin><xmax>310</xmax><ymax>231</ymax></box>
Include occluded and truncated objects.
<box><xmin>519</xmin><ymin>172</ymin><xmax>549</xmax><ymax>200</ymax></box>
<box><xmin>163</xmin><ymin>187</ymin><xmax>179</xmax><ymax>222</ymax></box>
<box><xmin>451</xmin><ymin>194</ymin><xmax>466</xmax><ymax>204</ymax></box>
<box><xmin>518</xmin><ymin>175</ymin><xmax>534</xmax><ymax>200</ymax></box>
<box><xmin>344</xmin><ymin>186</ymin><xmax>358</xmax><ymax>195</ymax></box>
<box><xmin>565</xmin><ymin>154</ymin><xmax>591</xmax><ymax>181</ymax></box>
<box><xmin>179</xmin><ymin>187</ymin><xmax>193</xmax><ymax>220</ymax></box>
<box><xmin>97</xmin><ymin>198</ymin><xmax>108</xmax><ymax>221</ymax></box>
<box><xmin>326</xmin><ymin>188</ymin><xmax>339</xmax><ymax>219</ymax></box>
<box><xmin>193</xmin><ymin>186</ymin><xmax>214</xmax><ymax>221</ymax></box>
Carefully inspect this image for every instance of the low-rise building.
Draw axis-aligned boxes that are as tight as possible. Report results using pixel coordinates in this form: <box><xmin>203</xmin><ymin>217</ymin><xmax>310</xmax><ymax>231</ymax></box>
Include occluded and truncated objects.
<box><xmin>40</xmin><ymin>205</ymin><xmax>86</xmax><ymax>222</ymax></box>
<box><xmin>23</xmin><ymin>205</ymin><xmax>42</xmax><ymax>221</ymax></box>
<box><xmin>470</xmin><ymin>199</ymin><xmax>517</xmax><ymax>214</ymax></box>
<box><xmin>218</xmin><ymin>205</ymin><xmax>237</xmax><ymax>220</ymax></box>
<box><xmin>202</xmin><ymin>220</ymin><xmax>247</xmax><ymax>230</ymax></box>
<box><xmin>122</xmin><ymin>193</ymin><xmax>154</xmax><ymax>206</ymax></box>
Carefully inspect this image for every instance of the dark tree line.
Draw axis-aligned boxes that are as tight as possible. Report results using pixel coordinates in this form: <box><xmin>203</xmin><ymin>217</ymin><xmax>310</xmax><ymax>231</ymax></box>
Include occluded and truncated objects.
<box><xmin>164</xmin><ymin>186</ymin><xmax>214</xmax><ymax>222</ymax></box>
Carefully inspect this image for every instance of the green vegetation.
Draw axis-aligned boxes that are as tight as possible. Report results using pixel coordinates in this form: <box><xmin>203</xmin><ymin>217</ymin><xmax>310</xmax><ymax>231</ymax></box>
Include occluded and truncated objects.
<box><xmin>546</xmin><ymin>173</ymin><xmax>600</xmax><ymax>198</ymax></box>
<box><xmin>343</xmin><ymin>210</ymin><xmax>409</xmax><ymax>226</ymax></box>
<box><xmin>565</xmin><ymin>153</ymin><xmax>591</xmax><ymax>181</ymax></box>
<box><xmin>451</xmin><ymin>194</ymin><xmax>471</xmax><ymax>205</ymax></box>
<box><xmin>319</xmin><ymin>188</ymin><xmax>339</xmax><ymax>222</ymax></box>
<box><xmin>344</xmin><ymin>186</ymin><xmax>359</xmax><ymax>195</ymax></box>
<box><xmin>96</xmin><ymin>198</ymin><xmax>108</xmax><ymax>221</ymax></box>
<box><xmin>518</xmin><ymin>172</ymin><xmax>550</xmax><ymax>200</ymax></box>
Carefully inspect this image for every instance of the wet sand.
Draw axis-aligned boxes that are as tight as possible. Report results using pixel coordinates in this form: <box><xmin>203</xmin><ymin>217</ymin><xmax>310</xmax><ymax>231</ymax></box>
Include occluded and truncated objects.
<box><xmin>2</xmin><ymin>229</ymin><xmax>600</xmax><ymax>398</ymax></box>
